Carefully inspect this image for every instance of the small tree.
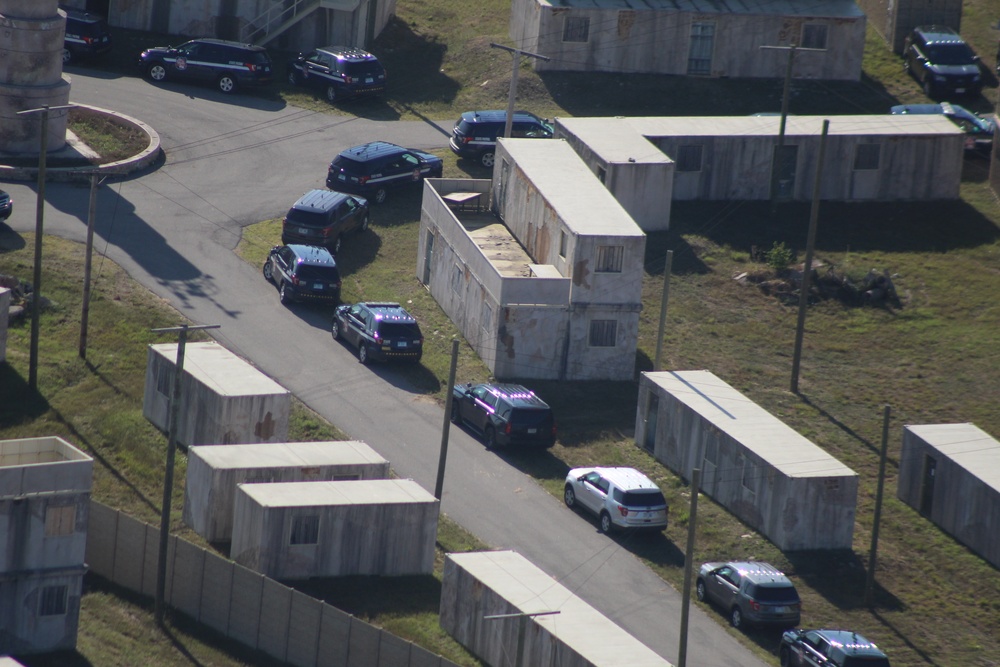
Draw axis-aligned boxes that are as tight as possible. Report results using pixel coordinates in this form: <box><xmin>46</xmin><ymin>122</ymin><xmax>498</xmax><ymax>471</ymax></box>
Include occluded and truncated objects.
<box><xmin>766</xmin><ymin>241</ymin><xmax>793</xmax><ymax>273</ymax></box>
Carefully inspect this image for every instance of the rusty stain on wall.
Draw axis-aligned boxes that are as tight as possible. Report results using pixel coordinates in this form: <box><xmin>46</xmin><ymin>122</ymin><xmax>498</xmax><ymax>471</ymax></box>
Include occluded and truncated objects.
<box><xmin>617</xmin><ymin>11</ymin><xmax>635</xmax><ymax>38</ymax></box>
<box><xmin>573</xmin><ymin>258</ymin><xmax>591</xmax><ymax>288</ymax></box>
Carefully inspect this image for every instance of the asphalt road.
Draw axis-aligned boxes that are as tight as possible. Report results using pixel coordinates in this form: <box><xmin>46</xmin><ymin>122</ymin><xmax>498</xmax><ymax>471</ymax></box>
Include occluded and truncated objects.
<box><xmin>3</xmin><ymin>69</ymin><xmax>770</xmax><ymax>667</ymax></box>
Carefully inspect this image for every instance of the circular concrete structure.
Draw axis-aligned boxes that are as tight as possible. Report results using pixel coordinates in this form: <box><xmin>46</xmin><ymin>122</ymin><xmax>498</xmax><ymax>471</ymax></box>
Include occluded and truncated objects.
<box><xmin>0</xmin><ymin>0</ymin><xmax>71</xmax><ymax>153</ymax></box>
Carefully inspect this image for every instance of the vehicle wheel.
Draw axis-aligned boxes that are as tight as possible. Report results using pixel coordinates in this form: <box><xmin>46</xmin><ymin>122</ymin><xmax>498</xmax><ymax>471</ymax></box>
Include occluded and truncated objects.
<box><xmin>779</xmin><ymin>646</ymin><xmax>792</xmax><ymax>667</ymax></box>
<box><xmin>279</xmin><ymin>281</ymin><xmax>291</xmax><ymax>305</ymax></box>
<box><xmin>484</xmin><ymin>426</ymin><xmax>497</xmax><ymax>449</ymax></box>
<box><xmin>287</xmin><ymin>69</ymin><xmax>301</xmax><ymax>86</ymax></box>
<box><xmin>373</xmin><ymin>187</ymin><xmax>388</xmax><ymax>205</ymax></box>
<box><xmin>451</xmin><ymin>401</ymin><xmax>462</xmax><ymax>424</ymax></box>
<box><xmin>480</xmin><ymin>151</ymin><xmax>495</xmax><ymax>168</ymax></box>
<box><xmin>923</xmin><ymin>79</ymin><xmax>934</xmax><ymax>98</ymax></box>
<box><xmin>147</xmin><ymin>63</ymin><xmax>167</xmax><ymax>82</ymax></box>
<box><xmin>218</xmin><ymin>75</ymin><xmax>237</xmax><ymax>94</ymax></box>
<box><xmin>730</xmin><ymin>607</ymin><xmax>743</xmax><ymax>629</ymax></box>
<box><xmin>331</xmin><ymin>235</ymin><xmax>342</xmax><ymax>255</ymax></box>
<box><xmin>359</xmin><ymin>214</ymin><xmax>370</xmax><ymax>233</ymax></box>
<box><xmin>326</xmin><ymin>85</ymin><xmax>338</xmax><ymax>103</ymax></box>
<box><xmin>564</xmin><ymin>485</ymin><xmax>576</xmax><ymax>508</ymax></box>
<box><xmin>331</xmin><ymin>319</ymin><xmax>341</xmax><ymax>340</ymax></box>
<box><xmin>62</xmin><ymin>48</ymin><xmax>73</xmax><ymax>65</ymax></box>
<box><xmin>695</xmin><ymin>580</ymin><xmax>707</xmax><ymax>602</ymax></box>
<box><xmin>358</xmin><ymin>343</ymin><xmax>370</xmax><ymax>365</ymax></box>
<box><xmin>599</xmin><ymin>511</ymin><xmax>614</xmax><ymax>534</ymax></box>
<box><xmin>262</xmin><ymin>259</ymin><xmax>273</xmax><ymax>282</ymax></box>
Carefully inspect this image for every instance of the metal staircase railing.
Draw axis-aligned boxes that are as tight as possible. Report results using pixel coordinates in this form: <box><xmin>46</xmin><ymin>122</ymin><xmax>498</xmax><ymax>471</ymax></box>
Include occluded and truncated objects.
<box><xmin>240</xmin><ymin>0</ymin><xmax>320</xmax><ymax>46</ymax></box>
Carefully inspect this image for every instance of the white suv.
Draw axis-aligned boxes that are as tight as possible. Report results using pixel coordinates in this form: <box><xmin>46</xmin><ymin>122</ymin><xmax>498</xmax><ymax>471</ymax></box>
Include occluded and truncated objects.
<box><xmin>563</xmin><ymin>467</ymin><xmax>668</xmax><ymax>533</ymax></box>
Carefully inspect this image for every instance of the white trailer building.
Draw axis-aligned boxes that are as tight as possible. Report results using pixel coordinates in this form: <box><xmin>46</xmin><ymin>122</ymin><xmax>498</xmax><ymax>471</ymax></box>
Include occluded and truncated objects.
<box><xmin>183</xmin><ymin>440</ymin><xmax>390</xmax><ymax>543</ymax></box>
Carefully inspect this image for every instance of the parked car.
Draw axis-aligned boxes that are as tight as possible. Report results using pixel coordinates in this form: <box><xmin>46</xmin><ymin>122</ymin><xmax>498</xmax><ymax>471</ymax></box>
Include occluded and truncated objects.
<box><xmin>696</xmin><ymin>561</ymin><xmax>801</xmax><ymax>629</ymax></box>
<box><xmin>449</xmin><ymin>110</ymin><xmax>554</xmax><ymax>168</ymax></box>
<box><xmin>262</xmin><ymin>244</ymin><xmax>341</xmax><ymax>305</ymax></box>
<box><xmin>330</xmin><ymin>302</ymin><xmax>423</xmax><ymax>364</ymax></box>
<box><xmin>451</xmin><ymin>382</ymin><xmax>556</xmax><ymax>449</ymax></box>
<box><xmin>139</xmin><ymin>38</ymin><xmax>273</xmax><ymax>94</ymax></box>
<box><xmin>903</xmin><ymin>26</ymin><xmax>983</xmax><ymax>98</ymax></box>
<box><xmin>890</xmin><ymin>102</ymin><xmax>995</xmax><ymax>155</ymax></box>
<box><xmin>281</xmin><ymin>189</ymin><xmax>369</xmax><ymax>253</ymax></box>
<box><xmin>287</xmin><ymin>46</ymin><xmax>386</xmax><ymax>103</ymax></box>
<box><xmin>326</xmin><ymin>141</ymin><xmax>443</xmax><ymax>204</ymax></box>
<box><xmin>61</xmin><ymin>6</ymin><xmax>112</xmax><ymax>65</ymax></box>
<box><xmin>780</xmin><ymin>629</ymin><xmax>891</xmax><ymax>667</ymax></box>
<box><xmin>0</xmin><ymin>189</ymin><xmax>11</xmax><ymax>221</ymax></box>
<box><xmin>563</xmin><ymin>467</ymin><xmax>667</xmax><ymax>533</ymax></box>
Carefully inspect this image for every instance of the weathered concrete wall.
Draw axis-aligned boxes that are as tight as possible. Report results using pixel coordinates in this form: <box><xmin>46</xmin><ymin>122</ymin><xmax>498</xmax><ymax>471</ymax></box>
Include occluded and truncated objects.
<box><xmin>512</xmin><ymin>0</ymin><xmax>865</xmax><ymax>80</ymax></box>
<box><xmin>183</xmin><ymin>441</ymin><xmax>390</xmax><ymax>543</ymax></box>
<box><xmin>858</xmin><ymin>0</ymin><xmax>963</xmax><ymax>53</ymax></box>
<box><xmin>897</xmin><ymin>424</ymin><xmax>1000</xmax><ymax>569</ymax></box>
<box><xmin>0</xmin><ymin>0</ymin><xmax>70</xmax><ymax>153</ymax></box>
<box><xmin>230</xmin><ymin>480</ymin><xmax>439</xmax><ymax>580</ymax></box>
<box><xmin>636</xmin><ymin>371</ymin><xmax>858</xmax><ymax>550</ymax></box>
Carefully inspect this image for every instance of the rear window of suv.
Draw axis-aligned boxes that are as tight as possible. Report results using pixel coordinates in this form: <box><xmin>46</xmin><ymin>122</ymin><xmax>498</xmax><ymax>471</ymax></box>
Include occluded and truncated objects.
<box><xmin>332</xmin><ymin>156</ymin><xmax>369</xmax><ymax>175</ymax></box>
<box><xmin>619</xmin><ymin>490</ymin><xmax>667</xmax><ymax>507</ymax></box>
<box><xmin>297</xmin><ymin>265</ymin><xmax>340</xmax><ymax>282</ymax></box>
<box><xmin>749</xmin><ymin>585</ymin><xmax>799</xmax><ymax>602</ymax></box>
<box><xmin>286</xmin><ymin>208</ymin><xmax>329</xmax><ymax>227</ymax></box>
<box><xmin>508</xmin><ymin>408</ymin><xmax>553</xmax><ymax>427</ymax></box>
<box><xmin>377</xmin><ymin>322</ymin><xmax>421</xmax><ymax>339</ymax></box>
<box><xmin>456</xmin><ymin>120</ymin><xmax>497</xmax><ymax>137</ymax></box>
<box><xmin>343</xmin><ymin>60</ymin><xmax>384</xmax><ymax>77</ymax></box>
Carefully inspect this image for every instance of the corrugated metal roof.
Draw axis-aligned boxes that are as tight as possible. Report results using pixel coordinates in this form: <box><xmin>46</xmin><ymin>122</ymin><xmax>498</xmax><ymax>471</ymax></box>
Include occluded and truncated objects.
<box><xmin>539</xmin><ymin>0</ymin><xmax>864</xmax><ymax>18</ymax></box>
<box><xmin>643</xmin><ymin>370</ymin><xmax>856</xmax><ymax>478</ymax></box>
<box><xmin>905</xmin><ymin>423</ymin><xmax>1000</xmax><ymax>492</ymax></box>
<box><xmin>150</xmin><ymin>341</ymin><xmax>288</xmax><ymax>397</ymax></box>
<box><xmin>238</xmin><ymin>478</ymin><xmax>437</xmax><ymax>507</ymax></box>
<box><xmin>499</xmin><ymin>138</ymin><xmax>646</xmax><ymax>237</ymax></box>
<box><xmin>448</xmin><ymin>550</ymin><xmax>673</xmax><ymax>666</ymax></box>
<box><xmin>188</xmin><ymin>441</ymin><xmax>387</xmax><ymax>469</ymax></box>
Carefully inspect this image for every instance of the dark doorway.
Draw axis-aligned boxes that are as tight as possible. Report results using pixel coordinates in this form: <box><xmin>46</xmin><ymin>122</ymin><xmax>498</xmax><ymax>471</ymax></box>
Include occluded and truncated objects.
<box><xmin>919</xmin><ymin>455</ymin><xmax>937</xmax><ymax>517</ymax></box>
<box><xmin>86</xmin><ymin>0</ymin><xmax>110</xmax><ymax>16</ymax></box>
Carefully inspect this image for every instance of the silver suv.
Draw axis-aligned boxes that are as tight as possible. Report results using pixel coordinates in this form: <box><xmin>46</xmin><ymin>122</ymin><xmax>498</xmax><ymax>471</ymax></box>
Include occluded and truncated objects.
<box><xmin>563</xmin><ymin>467</ymin><xmax>668</xmax><ymax>533</ymax></box>
<box><xmin>696</xmin><ymin>561</ymin><xmax>801</xmax><ymax>629</ymax></box>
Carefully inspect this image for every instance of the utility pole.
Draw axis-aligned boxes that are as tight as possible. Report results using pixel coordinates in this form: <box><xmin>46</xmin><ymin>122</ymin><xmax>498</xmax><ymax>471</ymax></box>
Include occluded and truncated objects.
<box><xmin>16</xmin><ymin>103</ymin><xmax>75</xmax><ymax>388</ymax></box>
<box><xmin>677</xmin><ymin>468</ymin><xmax>701</xmax><ymax>667</ymax></box>
<box><xmin>484</xmin><ymin>610</ymin><xmax>560</xmax><ymax>667</ymax></box>
<box><xmin>80</xmin><ymin>171</ymin><xmax>104</xmax><ymax>359</ymax></box>
<box><xmin>790</xmin><ymin>119</ymin><xmax>829</xmax><ymax>394</ymax></box>
<box><xmin>759</xmin><ymin>44</ymin><xmax>824</xmax><ymax>208</ymax></box>
<box><xmin>151</xmin><ymin>322</ymin><xmax>220</xmax><ymax>626</ymax></box>
<box><xmin>490</xmin><ymin>44</ymin><xmax>550</xmax><ymax>140</ymax></box>
<box><xmin>653</xmin><ymin>250</ymin><xmax>674</xmax><ymax>371</ymax></box>
<box><xmin>434</xmin><ymin>339</ymin><xmax>460</xmax><ymax>500</ymax></box>
<box><xmin>865</xmin><ymin>405</ymin><xmax>891</xmax><ymax>607</ymax></box>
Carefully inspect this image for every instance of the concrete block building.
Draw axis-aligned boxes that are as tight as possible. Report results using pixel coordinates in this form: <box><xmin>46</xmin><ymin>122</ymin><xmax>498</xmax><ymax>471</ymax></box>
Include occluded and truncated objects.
<box><xmin>0</xmin><ymin>436</ymin><xmax>93</xmax><ymax>654</ymax></box>
<box><xmin>635</xmin><ymin>371</ymin><xmax>858</xmax><ymax>551</ymax></box>
<box><xmin>897</xmin><ymin>423</ymin><xmax>1000</xmax><ymax>568</ymax></box>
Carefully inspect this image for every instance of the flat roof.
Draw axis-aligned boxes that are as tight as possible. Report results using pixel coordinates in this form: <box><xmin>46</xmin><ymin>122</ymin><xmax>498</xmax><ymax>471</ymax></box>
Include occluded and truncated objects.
<box><xmin>238</xmin><ymin>478</ymin><xmax>437</xmax><ymax>507</ymax></box>
<box><xmin>537</xmin><ymin>0</ymin><xmax>864</xmax><ymax>18</ymax></box>
<box><xmin>643</xmin><ymin>371</ymin><xmax>856</xmax><ymax>478</ymax></box>
<box><xmin>189</xmin><ymin>441</ymin><xmax>388</xmax><ymax>469</ymax></box>
<box><xmin>499</xmin><ymin>138</ymin><xmax>645</xmax><ymax>237</ymax></box>
<box><xmin>0</xmin><ymin>436</ymin><xmax>92</xmax><ymax>467</ymax></box>
<box><xmin>905</xmin><ymin>423</ymin><xmax>1000</xmax><ymax>493</ymax></box>
<box><xmin>150</xmin><ymin>342</ymin><xmax>288</xmax><ymax>397</ymax></box>
<box><xmin>449</xmin><ymin>550</ymin><xmax>673</xmax><ymax>666</ymax></box>
<box><xmin>556</xmin><ymin>117</ymin><xmax>673</xmax><ymax>165</ymax></box>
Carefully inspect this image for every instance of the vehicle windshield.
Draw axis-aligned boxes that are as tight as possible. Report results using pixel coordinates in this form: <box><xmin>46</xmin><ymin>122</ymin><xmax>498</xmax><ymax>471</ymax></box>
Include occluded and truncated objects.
<box><xmin>926</xmin><ymin>43</ymin><xmax>977</xmax><ymax>65</ymax></box>
<box><xmin>297</xmin><ymin>265</ymin><xmax>340</xmax><ymax>282</ymax></box>
<box><xmin>753</xmin><ymin>586</ymin><xmax>800</xmax><ymax>603</ymax></box>
<box><xmin>621</xmin><ymin>490</ymin><xmax>666</xmax><ymax>507</ymax></box>
<box><xmin>285</xmin><ymin>208</ymin><xmax>329</xmax><ymax>227</ymax></box>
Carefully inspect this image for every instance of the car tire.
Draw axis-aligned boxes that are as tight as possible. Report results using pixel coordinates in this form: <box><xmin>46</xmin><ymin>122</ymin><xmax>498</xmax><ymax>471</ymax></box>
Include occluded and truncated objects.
<box><xmin>359</xmin><ymin>214</ymin><xmax>370</xmax><ymax>233</ymax></box>
<box><xmin>373</xmin><ymin>187</ymin><xmax>388</xmax><ymax>205</ymax></box>
<box><xmin>923</xmin><ymin>79</ymin><xmax>934</xmax><ymax>98</ymax></box>
<box><xmin>480</xmin><ymin>151</ymin><xmax>495</xmax><ymax>168</ymax></box>
<box><xmin>484</xmin><ymin>425</ymin><xmax>497</xmax><ymax>449</ymax></box>
<box><xmin>279</xmin><ymin>281</ymin><xmax>291</xmax><ymax>305</ymax></box>
<box><xmin>599</xmin><ymin>511</ymin><xmax>614</xmax><ymax>534</ymax></box>
<box><xmin>62</xmin><ymin>48</ymin><xmax>73</xmax><ymax>65</ymax></box>
<box><xmin>288</xmin><ymin>69</ymin><xmax>301</xmax><ymax>86</ymax></box>
<box><xmin>331</xmin><ymin>318</ymin><xmax>341</xmax><ymax>340</ymax></box>
<box><xmin>326</xmin><ymin>85</ymin><xmax>338</xmax><ymax>103</ymax></box>
<box><xmin>218</xmin><ymin>75</ymin><xmax>237</xmax><ymax>94</ymax></box>
<box><xmin>147</xmin><ymin>63</ymin><xmax>167</xmax><ymax>82</ymax></box>
<box><xmin>695</xmin><ymin>580</ymin><xmax>707</xmax><ymax>602</ymax></box>
<box><xmin>358</xmin><ymin>343</ymin><xmax>370</xmax><ymax>365</ymax></box>
<box><xmin>729</xmin><ymin>607</ymin><xmax>743</xmax><ymax>629</ymax></box>
<box><xmin>262</xmin><ymin>259</ymin><xmax>273</xmax><ymax>282</ymax></box>
<box><xmin>564</xmin><ymin>485</ymin><xmax>576</xmax><ymax>508</ymax></box>
<box><xmin>331</xmin><ymin>235</ymin><xmax>342</xmax><ymax>255</ymax></box>
<box><xmin>779</xmin><ymin>646</ymin><xmax>792</xmax><ymax>667</ymax></box>
<box><xmin>451</xmin><ymin>401</ymin><xmax>461</xmax><ymax>424</ymax></box>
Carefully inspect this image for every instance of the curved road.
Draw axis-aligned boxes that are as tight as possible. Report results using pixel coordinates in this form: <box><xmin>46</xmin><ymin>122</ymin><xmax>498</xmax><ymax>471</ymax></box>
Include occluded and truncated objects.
<box><xmin>4</xmin><ymin>70</ymin><xmax>769</xmax><ymax>667</ymax></box>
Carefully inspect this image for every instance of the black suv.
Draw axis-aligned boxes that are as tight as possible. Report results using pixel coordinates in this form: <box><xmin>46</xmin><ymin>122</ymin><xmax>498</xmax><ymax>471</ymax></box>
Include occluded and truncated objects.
<box><xmin>331</xmin><ymin>302</ymin><xmax>423</xmax><ymax>364</ymax></box>
<box><xmin>451</xmin><ymin>382</ymin><xmax>556</xmax><ymax>448</ymax></box>
<box><xmin>262</xmin><ymin>244</ymin><xmax>342</xmax><ymax>305</ymax></box>
<box><xmin>0</xmin><ymin>189</ymin><xmax>11</xmax><ymax>221</ymax></box>
<box><xmin>780</xmin><ymin>629</ymin><xmax>890</xmax><ymax>667</ymax></box>
<box><xmin>61</xmin><ymin>6</ymin><xmax>112</xmax><ymax>64</ymax></box>
<box><xmin>449</xmin><ymin>110</ymin><xmax>553</xmax><ymax>168</ymax></box>
<box><xmin>903</xmin><ymin>26</ymin><xmax>982</xmax><ymax>98</ymax></box>
<box><xmin>696</xmin><ymin>561</ymin><xmax>801</xmax><ymax>629</ymax></box>
<box><xmin>326</xmin><ymin>141</ymin><xmax>443</xmax><ymax>205</ymax></box>
<box><xmin>281</xmin><ymin>189</ymin><xmax>369</xmax><ymax>253</ymax></box>
<box><xmin>287</xmin><ymin>46</ymin><xmax>386</xmax><ymax>103</ymax></box>
<box><xmin>139</xmin><ymin>38</ymin><xmax>273</xmax><ymax>94</ymax></box>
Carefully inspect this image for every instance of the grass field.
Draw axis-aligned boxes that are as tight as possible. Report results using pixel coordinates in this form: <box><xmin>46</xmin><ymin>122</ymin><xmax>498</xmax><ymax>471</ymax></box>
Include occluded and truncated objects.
<box><xmin>3</xmin><ymin>0</ymin><xmax>1000</xmax><ymax>665</ymax></box>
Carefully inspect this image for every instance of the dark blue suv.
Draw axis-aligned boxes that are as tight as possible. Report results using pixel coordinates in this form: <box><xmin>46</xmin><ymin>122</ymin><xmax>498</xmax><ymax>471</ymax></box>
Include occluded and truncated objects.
<box><xmin>287</xmin><ymin>46</ymin><xmax>386</xmax><ymax>103</ymax></box>
<box><xmin>140</xmin><ymin>38</ymin><xmax>273</xmax><ymax>94</ymax></box>
<box><xmin>326</xmin><ymin>142</ymin><xmax>443</xmax><ymax>204</ymax></box>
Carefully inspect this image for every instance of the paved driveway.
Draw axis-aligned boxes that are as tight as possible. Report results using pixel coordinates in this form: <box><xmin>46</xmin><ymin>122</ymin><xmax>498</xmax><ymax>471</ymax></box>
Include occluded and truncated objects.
<box><xmin>3</xmin><ymin>71</ymin><xmax>770</xmax><ymax>667</ymax></box>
